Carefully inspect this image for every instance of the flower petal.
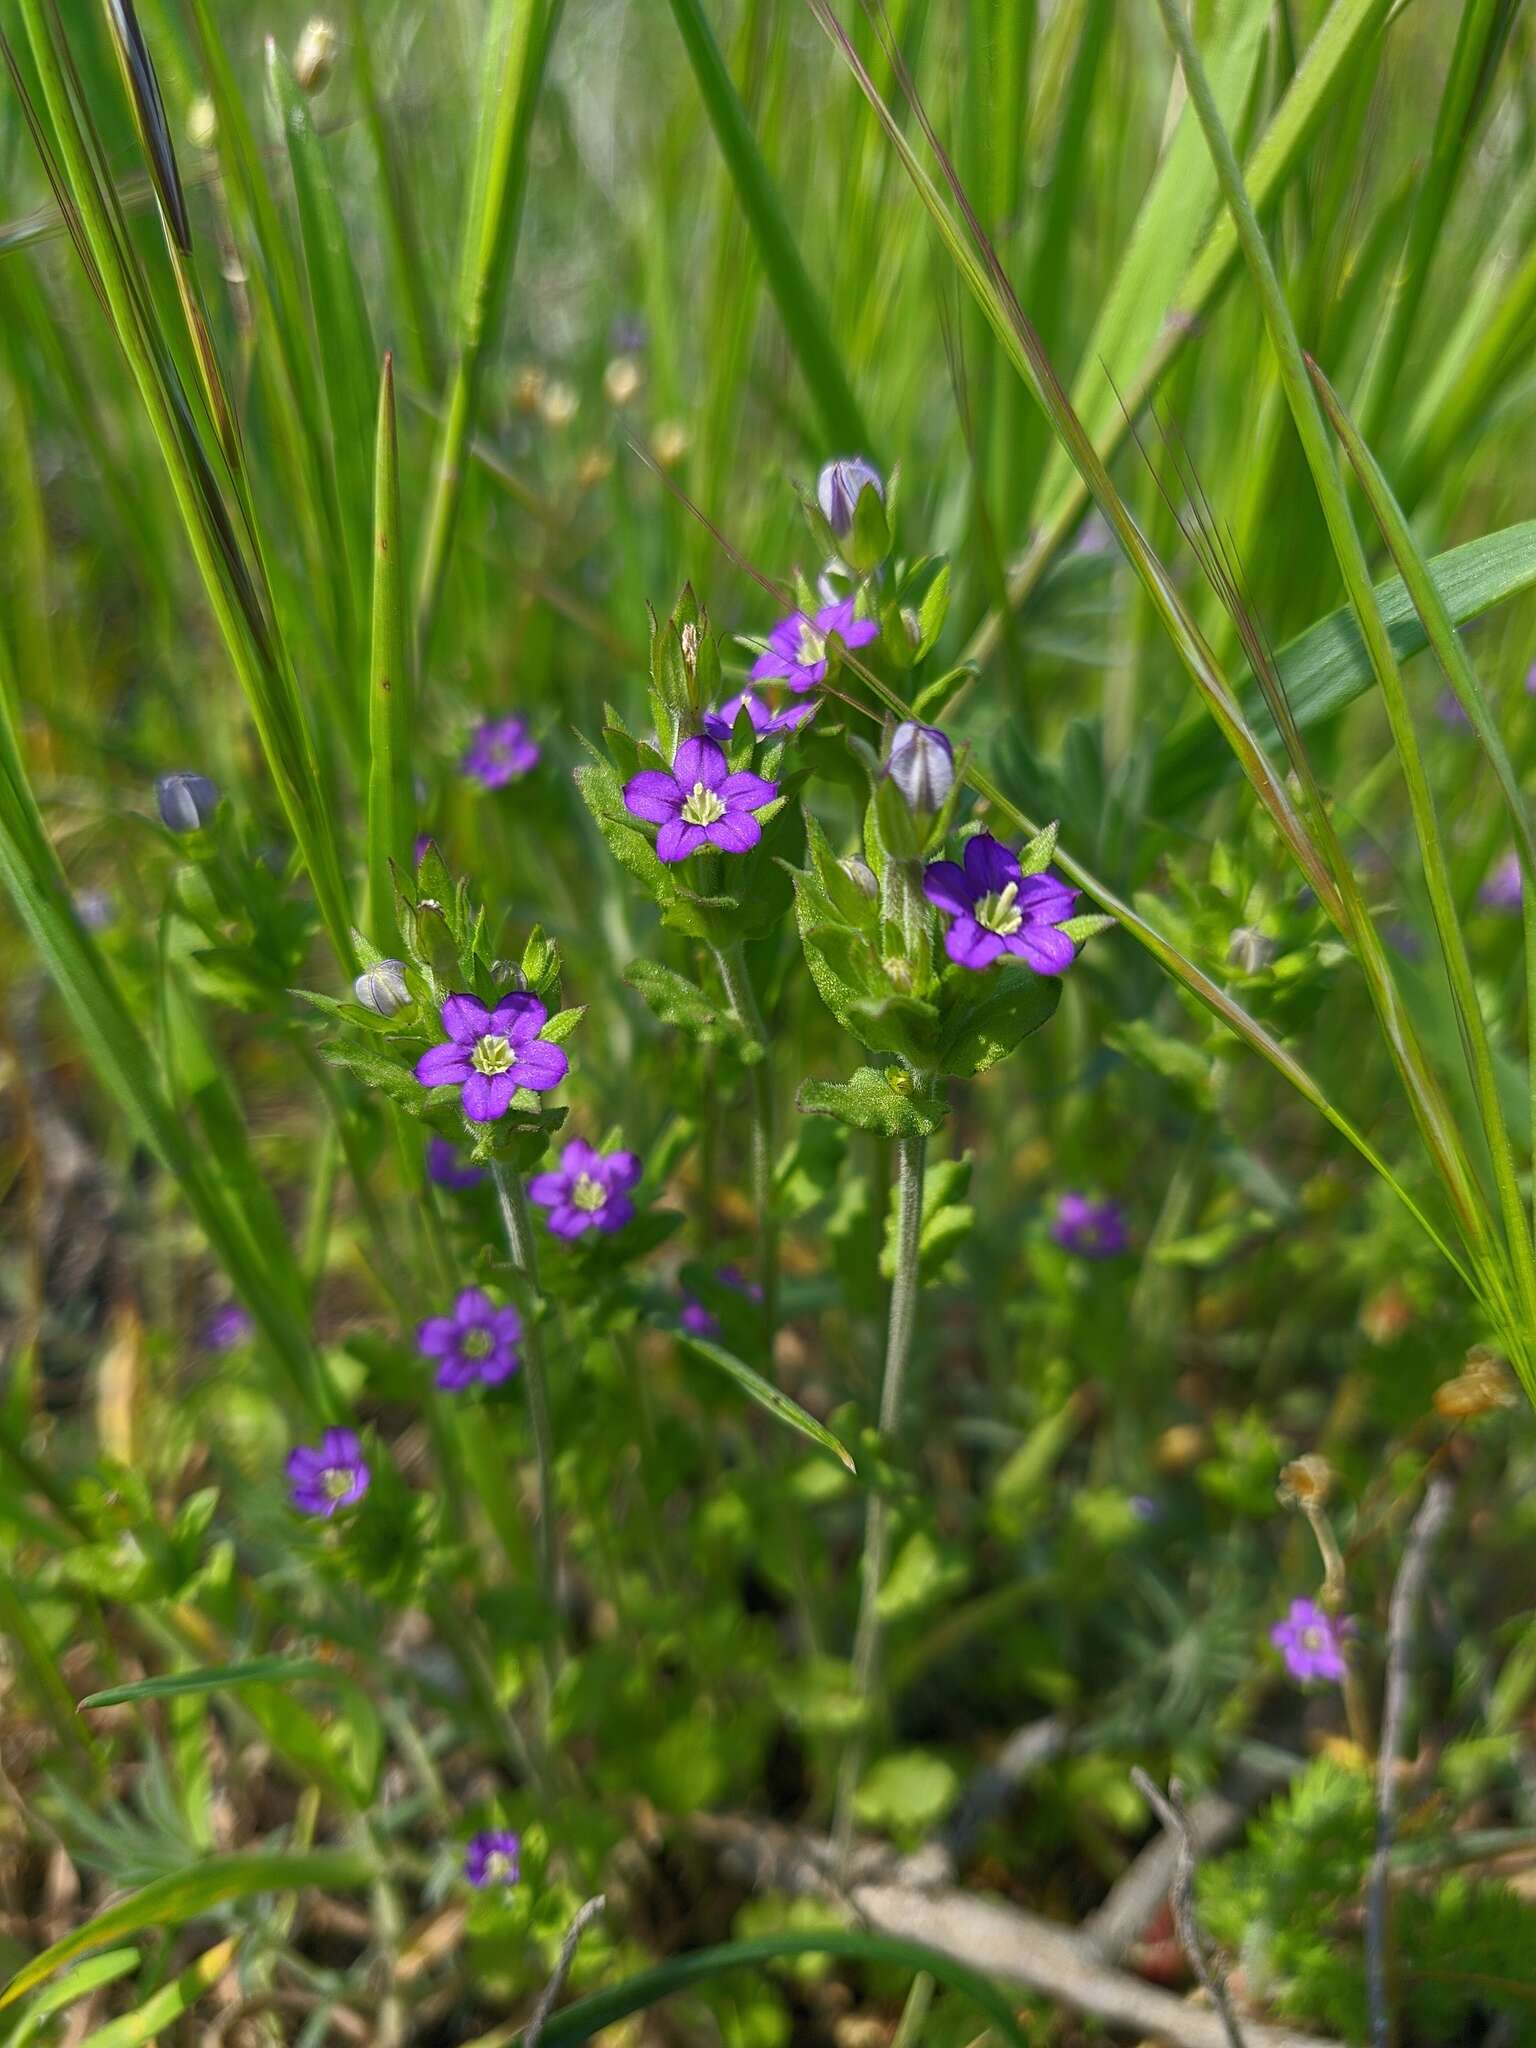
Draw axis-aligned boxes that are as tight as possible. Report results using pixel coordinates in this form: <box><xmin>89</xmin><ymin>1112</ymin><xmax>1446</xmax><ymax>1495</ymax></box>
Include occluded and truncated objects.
<box><xmin>673</xmin><ymin>735</ymin><xmax>728</xmax><ymax>790</ymax></box>
<box><xmin>547</xmin><ymin>1203</ymin><xmax>590</xmax><ymax>1237</ymax></box>
<box><xmin>455</xmin><ymin>1286</ymin><xmax>495</xmax><ymax>1324</ymax></box>
<box><xmin>418</xmin><ymin>1317</ymin><xmax>458</xmax><ymax>1357</ymax></box>
<box><xmin>705</xmin><ymin>810</ymin><xmax>761</xmax><ymax>854</ymax></box>
<box><xmin>462</xmin><ymin>1070</ymin><xmax>517</xmax><ymax>1122</ymax></box>
<box><xmin>749</xmin><ymin>649</ymin><xmax>794</xmax><ymax>683</ymax></box>
<box><xmin>562</xmin><ymin>1138</ymin><xmax>603</xmax><ymax>1176</ymax></box>
<box><xmin>922</xmin><ymin>859</ymin><xmax>973</xmax><ymax>915</ymax></box>
<box><xmin>656</xmin><ymin>818</ymin><xmax>708</xmax><ymax>862</ymax></box>
<box><xmin>944</xmin><ymin>918</ymin><xmax>1005</xmax><ymax>970</ymax></box>
<box><xmin>1017</xmin><ymin>872</ymin><xmax>1078</xmax><ymax>922</ymax></box>
<box><xmin>527</xmin><ymin>1171</ymin><xmax>570</xmax><ymax>1208</ymax></box>
<box><xmin>719</xmin><ymin>771</ymin><xmax>778</xmax><ymax>811</ymax></box>
<box><xmin>415</xmin><ymin>1042</ymin><xmax>472</xmax><ymax>1088</ymax></box>
<box><xmin>1012</xmin><ymin>925</ymin><xmax>1075</xmax><ymax>975</ymax></box>
<box><xmin>603</xmin><ymin>1150</ymin><xmax>642</xmax><ymax>1192</ymax></box>
<box><xmin>480</xmin><ymin>1348</ymin><xmax>519</xmax><ymax>1385</ymax></box>
<box><xmin>493</xmin><ymin>992</ymin><xmax>548</xmax><ymax>1040</ymax></box>
<box><xmin>509</xmin><ymin>1040</ymin><xmax>569</xmax><ymax>1092</ymax></box>
<box><xmin>623</xmin><ymin>769</ymin><xmax>682</xmax><ymax>823</ymax></box>
<box><xmin>441</xmin><ymin>994</ymin><xmax>492</xmax><ymax>1044</ymax></box>
<box><xmin>597</xmin><ymin>1193</ymin><xmax>635</xmax><ymax>1232</ymax></box>
<box><xmin>962</xmin><ymin>834</ymin><xmax>1021</xmax><ymax>895</ymax></box>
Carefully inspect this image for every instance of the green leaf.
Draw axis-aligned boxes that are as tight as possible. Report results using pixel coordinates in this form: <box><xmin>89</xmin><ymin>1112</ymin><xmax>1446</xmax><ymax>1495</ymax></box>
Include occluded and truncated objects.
<box><xmin>854</xmin><ymin>1750</ymin><xmax>960</xmax><ymax>1833</ymax></box>
<box><xmin>0</xmin><ymin>1853</ymin><xmax>374</xmax><ymax>2012</ymax></box>
<box><xmin>798</xmin><ymin>1068</ymin><xmax>949</xmax><ymax>1139</ymax></box>
<box><xmin>678</xmin><ymin>1335</ymin><xmax>856</xmax><ymax>1472</ymax></box>
<box><xmin>2</xmin><ymin>1951</ymin><xmax>141</xmax><ymax>2048</ymax></box>
<box><xmin>937</xmin><ymin>970</ymin><xmax>1061</xmax><ymax>1078</ymax></box>
<box><xmin>625</xmin><ymin>959</ymin><xmax>728</xmax><ymax>1042</ymax></box>
<box><xmin>365</xmin><ymin>355</ymin><xmax>412</xmax><ymax>949</ymax></box>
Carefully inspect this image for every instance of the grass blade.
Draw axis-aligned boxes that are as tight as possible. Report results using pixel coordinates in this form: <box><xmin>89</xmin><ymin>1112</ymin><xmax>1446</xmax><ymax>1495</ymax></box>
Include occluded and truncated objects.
<box><xmin>680</xmin><ymin>1334</ymin><xmax>857</xmax><ymax>1472</ymax></box>
<box><xmin>367</xmin><ymin>353</ymin><xmax>412</xmax><ymax>947</ymax></box>
<box><xmin>73</xmin><ymin>1938</ymin><xmax>236</xmax><ymax>2048</ymax></box>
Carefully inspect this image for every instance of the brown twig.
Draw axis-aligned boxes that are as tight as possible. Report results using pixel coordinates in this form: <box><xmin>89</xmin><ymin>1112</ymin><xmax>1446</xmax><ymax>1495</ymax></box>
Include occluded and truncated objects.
<box><xmin>1366</xmin><ymin>1476</ymin><xmax>1454</xmax><ymax>2048</ymax></box>
<box><xmin>523</xmin><ymin>1893</ymin><xmax>606</xmax><ymax>2048</ymax></box>
<box><xmin>1130</xmin><ymin>1770</ymin><xmax>1248</xmax><ymax>2048</ymax></box>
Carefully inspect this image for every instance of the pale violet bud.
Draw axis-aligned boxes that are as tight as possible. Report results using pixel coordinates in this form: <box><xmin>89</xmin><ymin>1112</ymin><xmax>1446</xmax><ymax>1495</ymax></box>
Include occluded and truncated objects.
<box><xmin>817</xmin><ymin>456</ymin><xmax>883</xmax><ymax>538</ymax></box>
<box><xmin>156</xmin><ymin>772</ymin><xmax>220</xmax><ymax>834</ymax></box>
<box><xmin>353</xmin><ymin>959</ymin><xmax>411</xmax><ymax>1017</ymax></box>
<box><xmin>886</xmin><ymin>721</ymin><xmax>954</xmax><ymax>814</ymax></box>
<box><xmin>293</xmin><ymin>17</ymin><xmax>338</xmax><ymax>93</ymax></box>
<box><xmin>1227</xmin><ymin>926</ymin><xmax>1277</xmax><ymax>974</ymax></box>
<box><xmin>839</xmin><ymin>854</ymin><xmax>879</xmax><ymax>899</ymax></box>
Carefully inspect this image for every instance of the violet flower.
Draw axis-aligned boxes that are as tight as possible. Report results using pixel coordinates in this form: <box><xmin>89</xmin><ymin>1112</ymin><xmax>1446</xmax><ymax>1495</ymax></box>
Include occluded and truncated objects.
<box><xmin>462</xmin><ymin>717</ymin><xmax>539</xmax><ymax>789</ymax></box>
<box><xmin>287</xmin><ymin>1428</ymin><xmax>370</xmax><ymax>1517</ymax></box>
<box><xmin>1270</xmin><ymin>1598</ymin><xmax>1353</xmax><ymax>1685</ymax></box>
<box><xmin>1052</xmin><ymin>1193</ymin><xmax>1129</xmax><ymax>1259</ymax></box>
<box><xmin>679</xmin><ymin>1264</ymin><xmax>760</xmax><ymax>1337</ymax></box>
<box><xmin>418</xmin><ymin>1287</ymin><xmax>522</xmax><ymax>1390</ymax></box>
<box><xmin>414</xmin><ymin>993</ymin><xmax>569</xmax><ymax>1122</ymax></box>
<box><xmin>1480</xmin><ymin>852</ymin><xmax>1523</xmax><ymax>910</ymax></box>
<box><xmin>923</xmin><ymin>834</ymin><xmax>1079</xmax><ymax>973</ymax></box>
<box><xmin>465</xmin><ymin>1828</ymin><xmax>521</xmax><ymax>1888</ymax></box>
<box><xmin>427</xmin><ymin>1137</ymin><xmax>485</xmax><ymax>1191</ymax></box>
<box><xmin>528</xmin><ymin>1139</ymin><xmax>641</xmax><ymax>1237</ymax></box>
<box><xmin>702</xmin><ymin>690</ymin><xmax>817</xmax><ymax>744</ymax></box>
<box><xmin>622</xmin><ymin>736</ymin><xmax>778</xmax><ymax>863</ymax></box>
<box><xmin>750</xmin><ymin>597</ymin><xmax>877</xmax><ymax>692</ymax></box>
<box><xmin>201</xmin><ymin>1301</ymin><xmax>253</xmax><ymax>1351</ymax></box>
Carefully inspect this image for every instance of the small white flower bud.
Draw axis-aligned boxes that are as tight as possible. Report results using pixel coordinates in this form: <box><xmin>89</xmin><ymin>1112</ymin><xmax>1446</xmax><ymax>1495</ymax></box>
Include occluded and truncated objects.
<box><xmin>353</xmin><ymin>960</ymin><xmax>411</xmax><ymax>1017</ymax></box>
<box><xmin>886</xmin><ymin>721</ymin><xmax>954</xmax><ymax>813</ymax></box>
<box><xmin>294</xmin><ymin>17</ymin><xmax>338</xmax><ymax>93</ymax></box>
<box><xmin>155</xmin><ymin>772</ymin><xmax>220</xmax><ymax>834</ymax></box>
<box><xmin>817</xmin><ymin>456</ymin><xmax>883</xmax><ymax>538</ymax></box>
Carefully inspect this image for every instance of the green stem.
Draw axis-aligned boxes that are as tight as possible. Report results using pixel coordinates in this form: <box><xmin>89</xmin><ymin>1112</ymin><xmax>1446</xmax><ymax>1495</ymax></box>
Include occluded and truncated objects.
<box><xmin>712</xmin><ymin>945</ymin><xmax>778</xmax><ymax>1341</ymax></box>
<box><xmin>491</xmin><ymin>1161</ymin><xmax>561</xmax><ymax>1671</ymax></box>
<box><xmin>832</xmin><ymin>1123</ymin><xmax>926</xmax><ymax>1867</ymax></box>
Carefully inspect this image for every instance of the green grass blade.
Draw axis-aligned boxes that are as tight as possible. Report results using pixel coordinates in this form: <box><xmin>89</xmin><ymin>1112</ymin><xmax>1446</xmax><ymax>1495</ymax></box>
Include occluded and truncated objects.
<box><xmin>0</xmin><ymin>1853</ymin><xmax>374</xmax><ymax>2013</ymax></box>
<box><xmin>80</xmin><ymin>1659</ymin><xmax>341</xmax><ymax>1708</ymax></box>
<box><xmin>366</xmin><ymin>353</ymin><xmax>412</xmax><ymax>947</ymax></box>
<box><xmin>2</xmin><ymin>1952</ymin><xmax>141</xmax><ymax>2048</ymax></box>
<box><xmin>680</xmin><ymin>1335</ymin><xmax>857</xmax><ymax>1472</ymax></box>
<box><xmin>73</xmin><ymin>1938</ymin><xmax>236</xmax><ymax>2048</ymax></box>
<box><xmin>666</xmin><ymin>0</ymin><xmax>872</xmax><ymax>457</ymax></box>
<box><xmin>532</xmin><ymin>1932</ymin><xmax>1029</xmax><ymax>2048</ymax></box>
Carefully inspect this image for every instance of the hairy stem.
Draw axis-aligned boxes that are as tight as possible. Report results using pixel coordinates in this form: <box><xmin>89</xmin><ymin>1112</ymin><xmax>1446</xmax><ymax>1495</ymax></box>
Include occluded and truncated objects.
<box><xmin>712</xmin><ymin>944</ymin><xmax>778</xmax><ymax>1340</ymax></box>
<box><xmin>833</xmin><ymin>1123</ymin><xmax>927</xmax><ymax>1866</ymax></box>
<box><xmin>491</xmin><ymin>1160</ymin><xmax>561</xmax><ymax>1676</ymax></box>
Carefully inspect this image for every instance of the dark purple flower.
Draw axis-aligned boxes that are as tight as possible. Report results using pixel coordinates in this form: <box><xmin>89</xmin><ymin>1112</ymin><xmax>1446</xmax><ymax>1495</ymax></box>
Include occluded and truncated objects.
<box><xmin>528</xmin><ymin>1139</ymin><xmax>641</xmax><ymax>1237</ymax></box>
<box><xmin>287</xmin><ymin>1428</ymin><xmax>370</xmax><ymax>1517</ymax></box>
<box><xmin>201</xmin><ymin>1302</ymin><xmax>253</xmax><ymax>1351</ymax></box>
<box><xmin>817</xmin><ymin>457</ymin><xmax>883</xmax><ymax>538</ymax></box>
<box><xmin>465</xmin><ymin>1828</ymin><xmax>521</xmax><ymax>1888</ymax></box>
<box><xmin>462</xmin><ymin>718</ymin><xmax>540</xmax><ymax>790</ymax></box>
<box><xmin>622</xmin><ymin>736</ymin><xmax>778</xmax><ymax>863</ymax></box>
<box><xmin>427</xmin><ymin>1137</ymin><xmax>485</xmax><ymax>1191</ymax></box>
<box><xmin>414</xmin><ymin>992</ymin><xmax>569</xmax><ymax>1122</ymax></box>
<box><xmin>413</xmin><ymin>833</ymin><xmax>433</xmax><ymax>864</ymax></box>
<box><xmin>1481</xmin><ymin>853</ymin><xmax>1523</xmax><ymax>910</ymax></box>
<box><xmin>679</xmin><ymin>1264</ymin><xmax>760</xmax><ymax>1337</ymax></box>
<box><xmin>887</xmin><ymin>721</ymin><xmax>954</xmax><ymax>812</ymax></box>
<box><xmin>1051</xmin><ymin>1193</ymin><xmax>1129</xmax><ymax>1258</ymax></box>
<box><xmin>1270</xmin><ymin>1598</ymin><xmax>1353</xmax><ymax>1685</ymax></box>
<box><xmin>702</xmin><ymin>690</ymin><xmax>818</xmax><ymax>744</ymax></box>
<box><xmin>923</xmin><ymin>835</ymin><xmax>1079</xmax><ymax>973</ymax></box>
<box><xmin>418</xmin><ymin>1287</ymin><xmax>522</xmax><ymax>1390</ymax></box>
<box><xmin>749</xmin><ymin>598</ymin><xmax>878</xmax><ymax>692</ymax></box>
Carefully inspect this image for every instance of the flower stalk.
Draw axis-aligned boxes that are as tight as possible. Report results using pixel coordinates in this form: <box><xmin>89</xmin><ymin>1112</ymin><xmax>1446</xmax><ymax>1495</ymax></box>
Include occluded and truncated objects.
<box><xmin>712</xmin><ymin>943</ymin><xmax>778</xmax><ymax>1341</ymax></box>
<box><xmin>491</xmin><ymin>1160</ymin><xmax>561</xmax><ymax>1673</ymax></box>
<box><xmin>832</xmin><ymin>1118</ymin><xmax>927</xmax><ymax>1866</ymax></box>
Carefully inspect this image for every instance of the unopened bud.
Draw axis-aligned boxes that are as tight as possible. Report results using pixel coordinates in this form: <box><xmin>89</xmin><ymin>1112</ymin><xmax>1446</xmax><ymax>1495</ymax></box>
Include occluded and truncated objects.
<box><xmin>1434</xmin><ymin>1347</ymin><xmax>1518</xmax><ymax>1419</ymax></box>
<box><xmin>882</xmin><ymin>955</ymin><xmax>914</xmax><ymax>992</ymax></box>
<box><xmin>817</xmin><ymin>456</ymin><xmax>883</xmax><ymax>538</ymax></box>
<box><xmin>603</xmin><ymin>355</ymin><xmax>642</xmax><ymax>407</ymax></box>
<box><xmin>1278</xmin><ymin>1455</ymin><xmax>1335</xmax><ymax>1509</ymax></box>
<box><xmin>839</xmin><ymin>855</ymin><xmax>879</xmax><ymax>899</ymax></box>
<box><xmin>293</xmin><ymin>17</ymin><xmax>337</xmax><ymax>93</ymax></box>
<box><xmin>1228</xmin><ymin>926</ymin><xmax>1277</xmax><ymax>974</ymax></box>
<box><xmin>186</xmin><ymin>95</ymin><xmax>217</xmax><ymax>149</ymax></box>
<box><xmin>886</xmin><ymin>720</ymin><xmax>954</xmax><ymax>813</ymax></box>
<box><xmin>156</xmin><ymin>772</ymin><xmax>220</xmax><ymax>834</ymax></box>
<box><xmin>353</xmin><ymin>959</ymin><xmax>410</xmax><ymax>1017</ymax></box>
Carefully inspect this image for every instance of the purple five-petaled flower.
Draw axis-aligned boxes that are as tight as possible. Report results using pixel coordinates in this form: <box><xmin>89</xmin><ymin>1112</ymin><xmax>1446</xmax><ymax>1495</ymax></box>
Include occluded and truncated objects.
<box><xmin>1052</xmin><ymin>1193</ymin><xmax>1129</xmax><ymax>1259</ymax></box>
<box><xmin>923</xmin><ymin>834</ymin><xmax>1079</xmax><ymax>973</ymax></box>
<box><xmin>1270</xmin><ymin>1598</ymin><xmax>1353</xmax><ymax>1685</ymax></box>
<box><xmin>462</xmin><ymin>717</ymin><xmax>540</xmax><ymax>790</ymax></box>
<box><xmin>702</xmin><ymin>690</ymin><xmax>818</xmax><ymax>744</ymax></box>
<box><xmin>427</xmin><ymin>1136</ymin><xmax>486</xmax><ymax>1191</ymax></box>
<box><xmin>287</xmin><ymin>1428</ymin><xmax>370</xmax><ymax>1518</ymax></box>
<box><xmin>415</xmin><ymin>993</ymin><xmax>569</xmax><ymax>1123</ymax></box>
<box><xmin>418</xmin><ymin>1287</ymin><xmax>522</xmax><ymax>1390</ymax></box>
<box><xmin>464</xmin><ymin>1828</ymin><xmax>521</xmax><ymax>1888</ymax></box>
<box><xmin>623</xmin><ymin>736</ymin><xmax>778</xmax><ymax>863</ymax></box>
<box><xmin>529</xmin><ymin>1138</ymin><xmax>641</xmax><ymax>1238</ymax></box>
<box><xmin>749</xmin><ymin>597</ymin><xmax>878</xmax><ymax>692</ymax></box>
<box><xmin>1480</xmin><ymin>852</ymin><xmax>1523</xmax><ymax>910</ymax></box>
<box><xmin>201</xmin><ymin>1301</ymin><xmax>253</xmax><ymax>1352</ymax></box>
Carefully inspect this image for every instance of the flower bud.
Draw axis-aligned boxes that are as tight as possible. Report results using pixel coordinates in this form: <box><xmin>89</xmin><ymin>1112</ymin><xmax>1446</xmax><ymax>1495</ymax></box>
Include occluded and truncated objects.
<box><xmin>353</xmin><ymin>959</ymin><xmax>411</xmax><ymax>1017</ymax></box>
<box><xmin>294</xmin><ymin>17</ymin><xmax>338</xmax><ymax>93</ymax></box>
<box><xmin>886</xmin><ymin>721</ymin><xmax>954</xmax><ymax>813</ymax></box>
<box><xmin>839</xmin><ymin>854</ymin><xmax>879</xmax><ymax>899</ymax></box>
<box><xmin>1228</xmin><ymin>926</ymin><xmax>1277</xmax><ymax>973</ymax></box>
<box><xmin>155</xmin><ymin>772</ymin><xmax>220</xmax><ymax>834</ymax></box>
<box><xmin>1277</xmin><ymin>1454</ymin><xmax>1334</xmax><ymax>1509</ymax></box>
<box><xmin>817</xmin><ymin>456</ymin><xmax>883</xmax><ymax>538</ymax></box>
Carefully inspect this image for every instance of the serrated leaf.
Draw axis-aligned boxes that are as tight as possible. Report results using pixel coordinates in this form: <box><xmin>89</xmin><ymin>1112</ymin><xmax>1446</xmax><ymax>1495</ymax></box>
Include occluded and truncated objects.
<box><xmin>1058</xmin><ymin>912</ymin><xmax>1115</xmax><ymax>943</ymax></box>
<box><xmin>678</xmin><ymin>1334</ymin><xmax>856</xmax><ymax>1471</ymax></box>
<box><xmin>625</xmin><ymin>959</ymin><xmax>727</xmax><ymax>1041</ymax></box>
<box><xmin>319</xmin><ymin>1038</ymin><xmax>426</xmax><ymax>1111</ymax></box>
<box><xmin>798</xmin><ymin>1067</ymin><xmax>949</xmax><ymax>1138</ymax></box>
<box><xmin>937</xmin><ymin>970</ymin><xmax>1061</xmax><ymax>1078</ymax></box>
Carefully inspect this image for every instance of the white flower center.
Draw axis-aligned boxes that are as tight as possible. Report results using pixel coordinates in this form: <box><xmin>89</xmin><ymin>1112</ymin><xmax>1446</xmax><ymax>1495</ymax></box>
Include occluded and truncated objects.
<box><xmin>572</xmin><ymin>1172</ymin><xmax>608</xmax><ymax>1213</ymax></box>
<box><xmin>1303</xmin><ymin>1627</ymin><xmax>1324</xmax><ymax>1651</ymax></box>
<box><xmin>484</xmin><ymin>1850</ymin><xmax>515</xmax><ymax>1883</ymax></box>
<box><xmin>795</xmin><ymin>620</ymin><xmax>827</xmax><ymax>666</ymax></box>
<box><xmin>462</xmin><ymin>1327</ymin><xmax>495</xmax><ymax>1359</ymax></box>
<box><xmin>680</xmin><ymin>781</ymin><xmax>727</xmax><ymax>827</ymax></box>
<box><xmin>975</xmin><ymin>882</ymin><xmax>1023</xmax><ymax>936</ymax></box>
<box><xmin>471</xmin><ymin>1033</ymin><xmax>515</xmax><ymax>1075</ymax></box>
<box><xmin>322</xmin><ymin>1467</ymin><xmax>352</xmax><ymax>1500</ymax></box>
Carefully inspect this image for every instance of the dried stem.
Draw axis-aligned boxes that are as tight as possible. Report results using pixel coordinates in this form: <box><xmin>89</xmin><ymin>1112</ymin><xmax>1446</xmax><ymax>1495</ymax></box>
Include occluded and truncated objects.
<box><xmin>1129</xmin><ymin>1769</ymin><xmax>1248</xmax><ymax>2048</ymax></box>
<box><xmin>524</xmin><ymin>1894</ymin><xmax>607</xmax><ymax>2048</ymax></box>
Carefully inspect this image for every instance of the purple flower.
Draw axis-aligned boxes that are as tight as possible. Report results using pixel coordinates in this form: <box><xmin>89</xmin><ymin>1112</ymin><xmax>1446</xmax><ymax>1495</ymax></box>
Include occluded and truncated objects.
<box><xmin>529</xmin><ymin>1139</ymin><xmax>641</xmax><ymax>1237</ymax></box>
<box><xmin>1270</xmin><ymin>1598</ymin><xmax>1353</xmax><ymax>1685</ymax></box>
<box><xmin>414</xmin><ymin>992</ymin><xmax>569</xmax><ymax>1122</ymax></box>
<box><xmin>286</xmin><ymin>1428</ymin><xmax>370</xmax><ymax>1517</ymax></box>
<box><xmin>622</xmin><ymin>736</ymin><xmax>778</xmax><ymax>863</ymax></box>
<box><xmin>418</xmin><ymin>1287</ymin><xmax>522</xmax><ymax>1390</ymax></box>
<box><xmin>156</xmin><ymin>771</ymin><xmax>219</xmax><ymax>833</ymax></box>
<box><xmin>702</xmin><ymin>690</ymin><xmax>818</xmax><ymax>744</ymax></box>
<box><xmin>923</xmin><ymin>835</ymin><xmax>1079</xmax><ymax>973</ymax></box>
<box><xmin>679</xmin><ymin>1264</ymin><xmax>760</xmax><ymax>1337</ymax></box>
<box><xmin>465</xmin><ymin>1828</ymin><xmax>521</xmax><ymax>1888</ymax></box>
<box><xmin>1480</xmin><ymin>853</ymin><xmax>1523</xmax><ymax>910</ymax></box>
<box><xmin>749</xmin><ymin>598</ymin><xmax>878</xmax><ymax>691</ymax></box>
<box><xmin>201</xmin><ymin>1302</ymin><xmax>253</xmax><ymax>1351</ymax></box>
<box><xmin>1435</xmin><ymin>689</ymin><xmax>1471</xmax><ymax>730</ymax></box>
<box><xmin>427</xmin><ymin>1137</ymin><xmax>486</xmax><ymax>1191</ymax></box>
<box><xmin>462</xmin><ymin>718</ymin><xmax>540</xmax><ymax>790</ymax></box>
<box><xmin>1051</xmin><ymin>1193</ymin><xmax>1129</xmax><ymax>1258</ymax></box>
<box><xmin>413</xmin><ymin>833</ymin><xmax>433</xmax><ymax>864</ymax></box>
<box><xmin>74</xmin><ymin>888</ymin><xmax>115</xmax><ymax>932</ymax></box>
